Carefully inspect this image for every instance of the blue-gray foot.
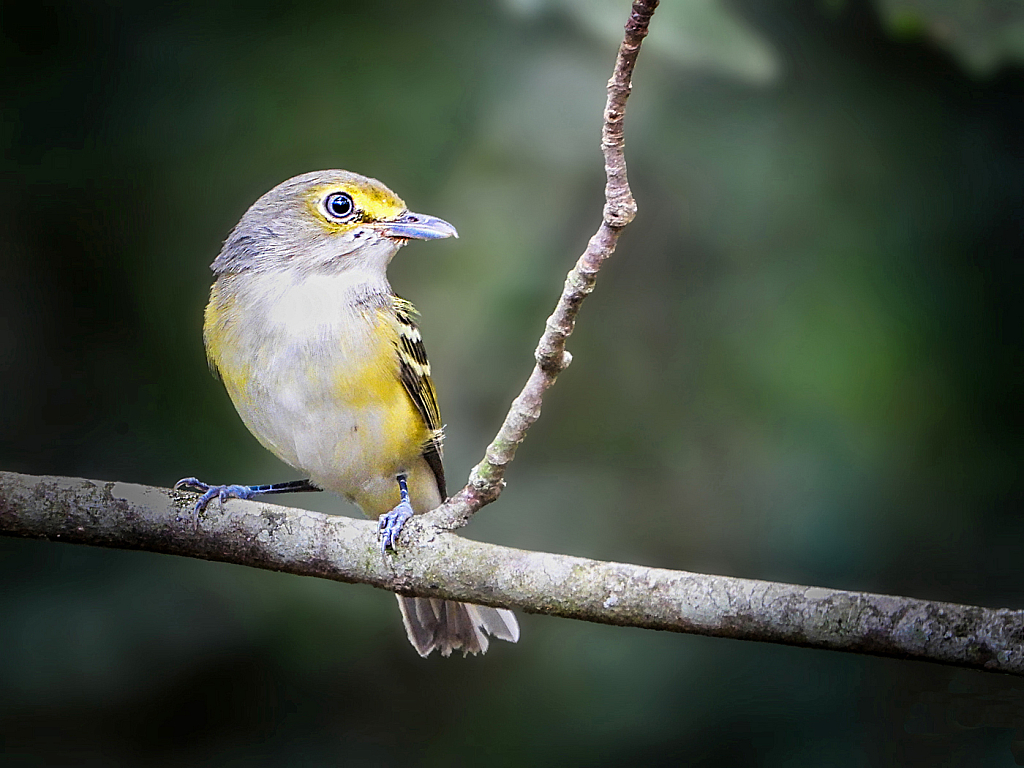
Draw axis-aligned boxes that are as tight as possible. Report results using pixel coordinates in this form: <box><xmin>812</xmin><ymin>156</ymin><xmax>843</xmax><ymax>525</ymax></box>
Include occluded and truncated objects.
<box><xmin>378</xmin><ymin>474</ymin><xmax>414</xmax><ymax>555</ymax></box>
<box><xmin>174</xmin><ymin>477</ymin><xmax>320</xmax><ymax>525</ymax></box>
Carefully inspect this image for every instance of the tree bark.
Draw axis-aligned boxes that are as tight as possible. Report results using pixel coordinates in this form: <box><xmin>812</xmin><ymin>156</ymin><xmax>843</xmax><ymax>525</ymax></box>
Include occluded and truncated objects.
<box><xmin>3</xmin><ymin>470</ymin><xmax>1022</xmax><ymax>676</ymax></box>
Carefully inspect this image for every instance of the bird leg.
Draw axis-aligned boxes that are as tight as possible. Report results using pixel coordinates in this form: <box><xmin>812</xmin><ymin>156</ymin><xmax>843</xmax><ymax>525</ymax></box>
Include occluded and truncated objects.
<box><xmin>174</xmin><ymin>477</ymin><xmax>321</xmax><ymax>527</ymax></box>
<box><xmin>377</xmin><ymin>474</ymin><xmax>415</xmax><ymax>555</ymax></box>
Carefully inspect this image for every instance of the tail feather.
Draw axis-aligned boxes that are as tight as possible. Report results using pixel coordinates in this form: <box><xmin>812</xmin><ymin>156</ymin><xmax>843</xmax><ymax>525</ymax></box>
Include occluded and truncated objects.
<box><xmin>467</xmin><ymin>602</ymin><xmax>521</xmax><ymax>644</ymax></box>
<box><xmin>397</xmin><ymin>596</ymin><xmax>519</xmax><ymax>657</ymax></box>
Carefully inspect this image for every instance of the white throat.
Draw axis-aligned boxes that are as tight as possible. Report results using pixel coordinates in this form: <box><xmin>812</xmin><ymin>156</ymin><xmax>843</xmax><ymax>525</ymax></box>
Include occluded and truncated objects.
<box><xmin>258</xmin><ymin>268</ymin><xmax>389</xmax><ymax>338</ymax></box>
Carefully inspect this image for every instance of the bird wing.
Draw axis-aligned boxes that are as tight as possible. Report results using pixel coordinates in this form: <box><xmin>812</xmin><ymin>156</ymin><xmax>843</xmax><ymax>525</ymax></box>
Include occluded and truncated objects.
<box><xmin>391</xmin><ymin>297</ymin><xmax>447</xmax><ymax>499</ymax></box>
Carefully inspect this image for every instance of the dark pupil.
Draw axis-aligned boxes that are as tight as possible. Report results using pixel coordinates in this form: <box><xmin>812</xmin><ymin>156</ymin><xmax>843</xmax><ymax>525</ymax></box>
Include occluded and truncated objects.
<box><xmin>326</xmin><ymin>193</ymin><xmax>354</xmax><ymax>219</ymax></box>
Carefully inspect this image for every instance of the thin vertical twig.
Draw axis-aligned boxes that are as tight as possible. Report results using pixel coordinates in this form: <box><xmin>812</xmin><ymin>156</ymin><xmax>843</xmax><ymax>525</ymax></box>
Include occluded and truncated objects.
<box><xmin>428</xmin><ymin>0</ymin><xmax>659</xmax><ymax>531</ymax></box>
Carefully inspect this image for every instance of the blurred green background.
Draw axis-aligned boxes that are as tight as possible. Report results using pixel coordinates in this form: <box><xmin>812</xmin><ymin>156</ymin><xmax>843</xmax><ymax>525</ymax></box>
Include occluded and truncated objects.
<box><xmin>2</xmin><ymin>0</ymin><xmax>1023</xmax><ymax>764</ymax></box>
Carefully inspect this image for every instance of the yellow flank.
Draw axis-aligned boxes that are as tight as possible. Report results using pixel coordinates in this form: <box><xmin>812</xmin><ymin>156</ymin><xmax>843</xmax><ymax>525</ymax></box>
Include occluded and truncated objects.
<box><xmin>203</xmin><ymin>282</ymin><xmax>246</xmax><ymax>395</ymax></box>
<box><xmin>329</xmin><ymin>312</ymin><xmax>432</xmax><ymax>456</ymax></box>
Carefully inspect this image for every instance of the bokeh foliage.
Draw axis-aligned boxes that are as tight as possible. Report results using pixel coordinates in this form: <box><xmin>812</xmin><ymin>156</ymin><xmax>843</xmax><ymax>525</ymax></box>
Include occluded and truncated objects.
<box><xmin>1</xmin><ymin>0</ymin><xmax>1022</xmax><ymax>765</ymax></box>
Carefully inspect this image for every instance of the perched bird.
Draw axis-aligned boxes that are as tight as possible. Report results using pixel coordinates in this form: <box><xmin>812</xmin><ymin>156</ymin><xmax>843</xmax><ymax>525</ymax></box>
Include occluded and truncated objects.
<box><xmin>176</xmin><ymin>170</ymin><xmax>519</xmax><ymax>657</ymax></box>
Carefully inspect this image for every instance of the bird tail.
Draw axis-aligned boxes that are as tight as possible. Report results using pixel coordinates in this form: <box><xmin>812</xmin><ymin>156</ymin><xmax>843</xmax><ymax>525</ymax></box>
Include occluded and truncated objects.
<box><xmin>396</xmin><ymin>596</ymin><xmax>520</xmax><ymax>657</ymax></box>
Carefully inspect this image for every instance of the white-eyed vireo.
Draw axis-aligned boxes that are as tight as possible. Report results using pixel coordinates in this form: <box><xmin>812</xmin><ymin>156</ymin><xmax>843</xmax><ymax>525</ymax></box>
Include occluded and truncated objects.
<box><xmin>176</xmin><ymin>170</ymin><xmax>519</xmax><ymax>657</ymax></box>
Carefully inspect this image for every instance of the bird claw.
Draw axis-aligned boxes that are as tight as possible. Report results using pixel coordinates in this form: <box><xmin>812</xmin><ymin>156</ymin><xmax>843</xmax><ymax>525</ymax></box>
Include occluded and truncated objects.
<box><xmin>173</xmin><ymin>477</ymin><xmax>208</xmax><ymax>494</ymax></box>
<box><xmin>378</xmin><ymin>500</ymin><xmax>414</xmax><ymax>556</ymax></box>
<box><xmin>173</xmin><ymin>477</ymin><xmax>256</xmax><ymax>527</ymax></box>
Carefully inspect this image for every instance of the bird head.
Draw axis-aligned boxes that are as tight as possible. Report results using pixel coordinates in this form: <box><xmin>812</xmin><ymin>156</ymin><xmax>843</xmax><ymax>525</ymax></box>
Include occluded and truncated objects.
<box><xmin>211</xmin><ymin>170</ymin><xmax>458</xmax><ymax>276</ymax></box>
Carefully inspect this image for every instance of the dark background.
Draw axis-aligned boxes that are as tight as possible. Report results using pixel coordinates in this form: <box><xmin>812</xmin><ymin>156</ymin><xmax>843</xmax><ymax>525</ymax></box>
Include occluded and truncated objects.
<box><xmin>2</xmin><ymin>0</ymin><xmax>1023</xmax><ymax>764</ymax></box>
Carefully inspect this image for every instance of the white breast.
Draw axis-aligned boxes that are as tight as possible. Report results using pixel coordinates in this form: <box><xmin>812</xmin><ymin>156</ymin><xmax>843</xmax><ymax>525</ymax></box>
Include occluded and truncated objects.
<box><xmin>222</xmin><ymin>268</ymin><xmax>402</xmax><ymax>498</ymax></box>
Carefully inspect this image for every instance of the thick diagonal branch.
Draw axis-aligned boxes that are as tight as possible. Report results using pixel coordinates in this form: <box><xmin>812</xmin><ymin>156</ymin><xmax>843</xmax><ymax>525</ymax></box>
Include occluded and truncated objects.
<box><xmin>429</xmin><ymin>0</ymin><xmax>660</xmax><ymax>530</ymax></box>
<box><xmin>3</xmin><ymin>471</ymin><xmax>1022</xmax><ymax>676</ymax></box>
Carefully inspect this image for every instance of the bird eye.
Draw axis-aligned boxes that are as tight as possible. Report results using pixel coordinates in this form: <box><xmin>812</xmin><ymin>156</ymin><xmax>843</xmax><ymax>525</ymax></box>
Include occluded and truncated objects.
<box><xmin>324</xmin><ymin>192</ymin><xmax>355</xmax><ymax>220</ymax></box>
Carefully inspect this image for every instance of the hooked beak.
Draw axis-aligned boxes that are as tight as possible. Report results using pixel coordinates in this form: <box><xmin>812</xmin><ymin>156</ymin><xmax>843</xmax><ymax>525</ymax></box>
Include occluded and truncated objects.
<box><xmin>378</xmin><ymin>211</ymin><xmax>458</xmax><ymax>241</ymax></box>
